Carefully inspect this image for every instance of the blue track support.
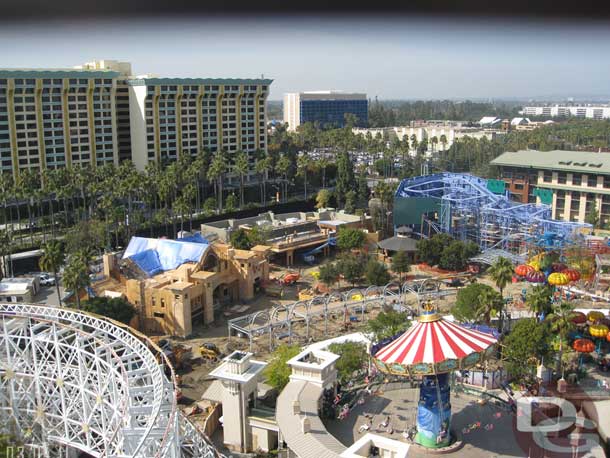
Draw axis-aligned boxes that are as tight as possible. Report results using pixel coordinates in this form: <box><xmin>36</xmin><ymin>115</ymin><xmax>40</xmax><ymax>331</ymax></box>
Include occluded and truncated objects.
<box><xmin>300</xmin><ymin>237</ymin><xmax>337</xmax><ymax>262</ymax></box>
<box><xmin>394</xmin><ymin>172</ymin><xmax>591</xmax><ymax>252</ymax></box>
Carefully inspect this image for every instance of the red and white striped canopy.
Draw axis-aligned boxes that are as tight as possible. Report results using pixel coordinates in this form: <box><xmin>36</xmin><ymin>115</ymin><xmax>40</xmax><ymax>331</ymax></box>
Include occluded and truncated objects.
<box><xmin>374</xmin><ymin>317</ymin><xmax>497</xmax><ymax>366</ymax></box>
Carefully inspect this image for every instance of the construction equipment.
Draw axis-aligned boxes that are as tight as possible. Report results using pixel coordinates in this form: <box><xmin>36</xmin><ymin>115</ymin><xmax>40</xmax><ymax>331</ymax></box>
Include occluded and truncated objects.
<box><xmin>298</xmin><ymin>288</ymin><xmax>315</xmax><ymax>301</ymax></box>
<box><xmin>199</xmin><ymin>342</ymin><xmax>222</xmax><ymax>364</ymax></box>
<box><xmin>278</xmin><ymin>272</ymin><xmax>300</xmax><ymax>285</ymax></box>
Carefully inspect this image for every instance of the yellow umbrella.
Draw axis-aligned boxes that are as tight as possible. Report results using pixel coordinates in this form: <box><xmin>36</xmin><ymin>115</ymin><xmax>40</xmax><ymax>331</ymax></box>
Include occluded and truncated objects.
<box><xmin>589</xmin><ymin>324</ymin><xmax>609</xmax><ymax>338</ymax></box>
<box><xmin>548</xmin><ymin>272</ymin><xmax>569</xmax><ymax>286</ymax></box>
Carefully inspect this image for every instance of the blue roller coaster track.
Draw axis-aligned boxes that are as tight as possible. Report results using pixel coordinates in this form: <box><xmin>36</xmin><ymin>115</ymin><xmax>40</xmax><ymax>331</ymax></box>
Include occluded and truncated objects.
<box><xmin>395</xmin><ymin>173</ymin><xmax>591</xmax><ymax>253</ymax></box>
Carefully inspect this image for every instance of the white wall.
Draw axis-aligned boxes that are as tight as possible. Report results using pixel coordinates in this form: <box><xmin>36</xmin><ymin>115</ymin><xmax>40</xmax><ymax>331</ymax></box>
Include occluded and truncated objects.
<box><xmin>128</xmin><ymin>85</ymin><xmax>149</xmax><ymax>171</ymax></box>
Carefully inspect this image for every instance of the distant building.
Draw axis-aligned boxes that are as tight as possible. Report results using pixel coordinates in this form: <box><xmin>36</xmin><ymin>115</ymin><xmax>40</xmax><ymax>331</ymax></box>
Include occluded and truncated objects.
<box><xmin>283</xmin><ymin>91</ymin><xmax>367</xmax><ymax>131</ymax></box>
<box><xmin>352</xmin><ymin>121</ymin><xmax>501</xmax><ymax>156</ymax></box>
<box><xmin>521</xmin><ymin>105</ymin><xmax>610</xmax><ymax>120</ymax></box>
<box><xmin>201</xmin><ymin>209</ymin><xmax>372</xmax><ymax>265</ymax></box>
<box><xmin>491</xmin><ymin>149</ymin><xmax>610</xmax><ymax>224</ymax></box>
<box><xmin>478</xmin><ymin>116</ymin><xmax>502</xmax><ymax>127</ymax></box>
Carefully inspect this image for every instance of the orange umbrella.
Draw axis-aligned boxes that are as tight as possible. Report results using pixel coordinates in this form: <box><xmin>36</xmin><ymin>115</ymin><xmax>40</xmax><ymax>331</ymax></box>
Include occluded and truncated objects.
<box><xmin>515</xmin><ymin>264</ymin><xmax>534</xmax><ymax>276</ymax></box>
<box><xmin>563</xmin><ymin>269</ymin><xmax>580</xmax><ymax>282</ymax></box>
<box><xmin>573</xmin><ymin>338</ymin><xmax>595</xmax><ymax>353</ymax></box>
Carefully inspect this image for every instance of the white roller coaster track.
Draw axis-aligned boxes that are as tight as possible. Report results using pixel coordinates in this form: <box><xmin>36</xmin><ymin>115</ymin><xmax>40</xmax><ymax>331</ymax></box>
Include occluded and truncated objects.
<box><xmin>0</xmin><ymin>304</ymin><xmax>225</xmax><ymax>458</ymax></box>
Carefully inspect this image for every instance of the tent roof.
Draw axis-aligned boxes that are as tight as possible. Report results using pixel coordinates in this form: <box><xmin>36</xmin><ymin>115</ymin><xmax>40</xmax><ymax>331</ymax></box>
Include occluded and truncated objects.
<box><xmin>378</xmin><ymin>236</ymin><xmax>418</xmax><ymax>252</ymax></box>
<box><xmin>373</xmin><ymin>317</ymin><xmax>497</xmax><ymax>366</ymax></box>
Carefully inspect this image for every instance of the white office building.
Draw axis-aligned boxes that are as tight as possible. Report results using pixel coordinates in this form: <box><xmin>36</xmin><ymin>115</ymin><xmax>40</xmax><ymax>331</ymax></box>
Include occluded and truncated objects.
<box><xmin>521</xmin><ymin>105</ymin><xmax>610</xmax><ymax>120</ymax></box>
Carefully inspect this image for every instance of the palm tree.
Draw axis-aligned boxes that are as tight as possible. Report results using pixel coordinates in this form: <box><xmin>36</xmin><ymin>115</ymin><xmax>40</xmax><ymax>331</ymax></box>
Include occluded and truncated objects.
<box><xmin>234</xmin><ymin>151</ymin><xmax>249</xmax><ymax>209</ymax></box>
<box><xmin>62</xmin><ymin>253</ymin><xmax>90</xmax><ymax>310</ymax></box>
<box><xmin>439</xmin><ymin>134</ymin><xmax>448</xmax><ymax>151</ymax></box>
<box><xmin>275</xmin><ymin>154</ymin><xmax>291</xmax><ymax>202</ymax></box>
<box><xmin>410</xmin><ymin>134</ymin><xmax>418</xmax><ymax>152</ymax></box>
<box><xmin>255</xmin><ymin>155</ymin><xmax>271</xmax><ymax>206</ymax></box>
<box><xmin>488</xmin><ymin>256</ymin><xmax>514</xmax><ymax>331</ymax></box>
<box><xmin>547</xmin><ymin>301</ymin><xmax>576</xmax><ymax>379</ymax></box>
<box><xmin>431</xmin><ymin>136</ymin><xmax>438</xmax><ymax>153</ymax></box>
<box><xmin>477</xmin><ymin>288</ymin><xmax>503</xmax><ymax>325</ymax></box>
<box><xmin>39</xmin><ymin>240</ymin><xmax>65</xmax><ymax>306</ymax></box>
<box><xmin>297</xmin><ymin>152</ymin><xmax>311</xmax><ymax>199</ymax></box>
<box><xmin>0</xmin><ymin>229</ymin><xmax>12</xmax><ymax>278</ymax></box>
<box><xmin>526</xmin><ymin>284</ymin><xmax>553</xmax><ymax>320</ymax></box>
<box><xmin>207</xmin><ymin>151</ymin><xmax>227</xmax><ymax>212</ymax></box>
<box><xmin>318</xmin><ymin>156</ymin><xmax>330</xmax><ymax>188</ymax></box>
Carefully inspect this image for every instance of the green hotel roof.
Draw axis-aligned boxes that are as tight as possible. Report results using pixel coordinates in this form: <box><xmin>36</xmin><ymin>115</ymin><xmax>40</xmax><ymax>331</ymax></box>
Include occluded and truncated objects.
<box><xmin>491</xmin><ymin>150</ymin><xmax>610</xmax><ymax>175</ymax></box>
<box><xmin>127</xmin><ymin>77</ymin><xmax>273</xmax><ymax>86</ymax></box>
<box><xmin>0</xmin><ymin>69</ymin><xmax>121</xmax><ymax>78</ymax></box>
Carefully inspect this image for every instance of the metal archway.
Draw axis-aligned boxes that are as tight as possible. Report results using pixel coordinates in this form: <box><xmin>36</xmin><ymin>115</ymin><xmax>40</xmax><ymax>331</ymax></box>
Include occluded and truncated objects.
<box><xmin>0</xmin><ymin>304</ymin><xmax>222</xmax><ymax>458</ymax></box>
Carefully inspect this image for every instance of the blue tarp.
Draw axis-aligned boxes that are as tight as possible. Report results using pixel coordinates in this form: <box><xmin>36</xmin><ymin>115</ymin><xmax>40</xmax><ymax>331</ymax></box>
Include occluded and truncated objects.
<box><xmin>178</xmin><ymin>233</ymin><xmax>208</xmax><ymax>244</ymax></box>
<box><xmin>123</xmin><ymin>236</ymin><xmax>209</xmax><ymax>277</ymax></box>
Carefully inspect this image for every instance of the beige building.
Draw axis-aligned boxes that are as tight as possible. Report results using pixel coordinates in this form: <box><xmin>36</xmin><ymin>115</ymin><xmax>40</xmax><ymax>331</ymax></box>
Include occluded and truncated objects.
<box><xmin>492</xmin><ymin>149</ymin><xmax>610</xmax><ymax>225</ymax></box>
<box><xmin>352</xmin><ymin>122</ymin><xmax>501</xmax><ymax>155</ymax></box>
<box><xmin>100</xmin><ymin>236</ymin><xmax>270</xmax><ymax>337</ymax></box>
<box><xmin>0</xmin><ymin>60</ymin><xmax>272</xmax><ymax>179</ymax></box>
<box><xmin>0</xmin><ymin>60</ymin><xmax>131</xmax><ymax>176</ymax></box>
<box><xmin>0</xmin><ymin>277</ymin><xmax>40</xmax><ymax>303</ymax></box>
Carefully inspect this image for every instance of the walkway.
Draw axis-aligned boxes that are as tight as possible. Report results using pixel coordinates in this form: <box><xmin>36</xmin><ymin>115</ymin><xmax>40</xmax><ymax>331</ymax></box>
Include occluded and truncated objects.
<box><xmin>276</xmin><ymin>379</ymin><xmax>346</xmax><ymax>458</ymax></box>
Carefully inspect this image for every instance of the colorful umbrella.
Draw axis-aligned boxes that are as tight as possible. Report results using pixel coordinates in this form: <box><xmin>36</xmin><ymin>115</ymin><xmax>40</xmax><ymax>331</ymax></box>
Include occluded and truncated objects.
<box><xmin>552</xmin><ymin>263</ymin><xmax>568</xmax><ymax>272</ymax></box>
<box><xmin>570</xmin><ymin>312</ymin><xmax>587</xmax><ymax>325</ymax></box>
<box><xmin>587</xmin><ymin>311</ymin><xmax>605</xmax><ymax>323</ymax></box>
<box><xmin>515</xmin><ymin>264</ymin><xmax>534</xmax><ymax>276</ymax></box>
<box><xmin>526</xmin><ymin>271</ymin><xmax>546</xmax><ymax>283</ymax></box>
<box><xmin>573</xmin><ymin>338</ymin><xmax>595</xmax><ymax>353</ymax></box>
<box><xmin>589</xmin><ymin>324</ymin><xmax>609</xmax><ymax>339</ymax></box>
<box><xmin>528</xmin><ymin>260</ymin><xmax>541</xmax><ymax>272</ymax></box>
<box><xmin>563</xmin><ymin>269</ymin><xmax>581</xmax><ymax>282</ymax></box>
<box><xmin>548</xmin><ymin>272</ymin><xmax>569</xmax><ymax>286</ymax></box>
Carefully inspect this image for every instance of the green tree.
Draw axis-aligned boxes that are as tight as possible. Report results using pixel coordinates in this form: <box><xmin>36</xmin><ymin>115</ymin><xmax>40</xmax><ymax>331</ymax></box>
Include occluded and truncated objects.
<box><xmin>319</xmin><ymin>262</ymin><xmax>339</xmax><ymax>288</ymax></box>
<box><xmin>225</xmin><ymin>193</ymin><xmax>238</xmax><ymax>212</ymax></box>
<box><xmin>328</xmin><ymin>341</ymin><xmax>368</xmax><ymax>383</ymax></box>
<box><xmin>416</xmin><ymin>233</ymin><xmax>453</xmax><ymax>266</ymax></box>
<box><xmin>344</xmin><ymin>190</ymin><xmax>357</xmax><ymax>214</ymax></box>
<box><xmin>297</xmin><ymin>152</ymin><xmax>311</xmax><ymax>200</ymax></box>
<box><xmin>336</xmin><ymin>227</ymin><xmax>366</xmax><ymax>251</ymax></box>
<box><xmin>64</xmin><ymin>219</ymin><xmax>106</xmax><ymax>258</ymax></box>
<box><xmin>439</xmin><ymin>240</ymin><xmax>468</xmax><ymax>271</ymax></box>
<box><xmin>527</xmin><ymin>284</ymin><xmax>554</xmax><ymax>318</ymax></box>
<box><xmin>80</xmin><ymin>296</ymin><xmax>136</xmax><ymax>325</ymax></box>
<box><xmin>234</xmin><ymin>151</ymin><xmax>249</xmax><ymax>209</ymax></box>
<box><xmin>39</xmin><ymin>240</ymin><xmax>64</xmax><ymax>306</ymax></box>
<box><xmin>203</xmin><ymin>197</ymin><xmax>217</xmax><ymax>215</ymax></box>
<box><xmin>366</xmin><ymin>310</ymin><xmax>410</xmax><ymax>342</ymax></box>
<box><xmin>207</xmin><ymin>151</ymin><xmax>227</xmax><ymax>212</ymax></box>
<box><xmin>585</xmin><ymin>201</ymin><xmax>600</xmax><ymax>228</ymax></box>
<box><xmin>275</xmin><ymin>154</ymin><xmax>291</xmax><ymax>202</ymax></box>
<box><xmin>336</xmin><ymin>254</ymin><xmax>365</xmax><ymax>286</ymax></box>
<box><xmin>356</xmin><ymin>172</ymin><xmax>370</xmax><ymax>208</ymax></box>
<box><xmin>546</xmin><ymin>301</ymin><xmax>576</xmax><ymax>378</ymax></box>
<box><xmin>315</xmin><ymin>189</ymin><xmax>331</xmax><ymax>209</ymax></box>
<box><xmin>335</xmin><ymin>151</ymin><xmax>355</xmax><ymax>208</ymax></box>
<box><xmin>365</xmin><ymin>258</ymin><xmax>391</xmax><ymax>286</ymax></box>
<box><xmin>264</xmin><ymin>344</ymin><xmax>301</xmax><ymax>391</ymax></box>
<box><xmin>230</xmin><ymin>228</ymin><xmax>252</xmax><ymax>250</ymax></box>
<box><xmin>247</xmin><ymin>225</ymin><xmax>271</xmax><ymax>246</ymax></box>
<box><xmin>391</xmin><ymin>251</ymin><xmax>411</xmax><ymax>281</ymax></box>
<box><xmin>503</xmin><ymin>318</ymin><xmax>552</xmax><ymax>380</ymax></box>
<box><xmin>488</xmin><ymin>256</ymin><xmax>514</xmax><ymax>330</ymax></box>
<box><xmin>452</xmin><ymin>283</ymin><xmax>502</xmax><ymax>324</ymax></box>
<box><xmin>62</xmin><ymin>253</ymin><xmax>91</xmax><ymax>310</ymax></box>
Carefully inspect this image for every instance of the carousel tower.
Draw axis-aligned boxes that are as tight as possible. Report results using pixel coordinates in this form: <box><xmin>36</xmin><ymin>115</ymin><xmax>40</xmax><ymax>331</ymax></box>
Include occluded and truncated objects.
<box><xmin>371</xmin><ymin>304</ymin><xmax>497</xmax><ymax>448</ymax></box>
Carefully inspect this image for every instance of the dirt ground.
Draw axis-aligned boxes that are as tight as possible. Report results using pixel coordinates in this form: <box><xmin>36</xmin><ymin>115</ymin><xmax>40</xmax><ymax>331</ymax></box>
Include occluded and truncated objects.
<box><xmin>172</xmin><ymin>260</ymin><xmax>610</xmax><ymax>407</ymax></box>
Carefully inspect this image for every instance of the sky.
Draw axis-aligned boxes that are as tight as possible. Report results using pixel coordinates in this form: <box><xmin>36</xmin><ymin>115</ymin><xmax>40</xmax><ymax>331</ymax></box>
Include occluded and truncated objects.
<box><xmin>1</xmin><ymin>15</ymin><xmax>610</xmax><ymax>100</ymax></box>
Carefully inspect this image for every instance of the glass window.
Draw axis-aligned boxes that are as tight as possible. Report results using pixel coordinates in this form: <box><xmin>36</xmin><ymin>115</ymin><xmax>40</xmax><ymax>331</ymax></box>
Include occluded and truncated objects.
<box><xmin>588</xmin><ymin>175</ymin><xmax>598</xmax><ymax>187</ymax></box>
<box><xmin>571</xmin><ymin>174</ymin><xmax>582</xmax><ymax>186</ymax></box>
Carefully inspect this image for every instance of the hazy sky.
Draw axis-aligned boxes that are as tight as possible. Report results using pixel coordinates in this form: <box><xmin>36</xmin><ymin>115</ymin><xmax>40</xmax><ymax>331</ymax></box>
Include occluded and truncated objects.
<box><xmin>1</xmin><ymin>15</ymin><xmax>610</xmax><ymax>100</ymax></box>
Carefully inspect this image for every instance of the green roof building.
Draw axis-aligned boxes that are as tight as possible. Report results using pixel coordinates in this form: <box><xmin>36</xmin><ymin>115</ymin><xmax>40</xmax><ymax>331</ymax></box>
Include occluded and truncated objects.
<box><xmin>491</xmin><ymin>149</ymin><xmax>610</xmax><ymax>225</ymax></box>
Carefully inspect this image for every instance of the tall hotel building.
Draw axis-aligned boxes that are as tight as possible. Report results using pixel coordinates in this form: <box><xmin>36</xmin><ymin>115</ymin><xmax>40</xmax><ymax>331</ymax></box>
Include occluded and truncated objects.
<box><xmin>0</xmin><ymin>60</ymin><xmax>272</xmax><ymax>179</ymax></box>
<box><xmin>283</xmin><ymin>91</ymin><xmax>368</xmax><ymax>131</ymax></box>
<box><xmin>127</xmin><ymin>77</ymin><xmax>271</xmax><ymax>178</ymax></box>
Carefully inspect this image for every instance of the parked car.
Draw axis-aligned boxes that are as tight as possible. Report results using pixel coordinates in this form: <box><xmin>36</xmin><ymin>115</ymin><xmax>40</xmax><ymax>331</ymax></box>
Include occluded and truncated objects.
<box><xmin>39</xmin><ymin>273</ymin><xmax>56</xmax><ymax>286</ymax></box>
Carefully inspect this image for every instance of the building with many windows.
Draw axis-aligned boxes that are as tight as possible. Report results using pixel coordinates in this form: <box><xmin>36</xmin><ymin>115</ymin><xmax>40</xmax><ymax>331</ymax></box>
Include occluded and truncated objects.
<box><xmin>0</xmin><ymin>61</ymin><xmax>131</xmax><ymax>176</ymax></box>
<box><xmin>491</xmin><ymin>150</ymin><xmax>610</xmax><ymax>224</ymax></box>
<box><xmin>521</xmin><ymin>104</ymin><xmax>610</xmax><ymax>119</ymax></box>
<box><xmin>283</xmin><ymin>91</ymin><xmax>367</xmax><ymax>131</ymax></box>
<box><xmin>128</xmin><ymin>77</ymin><xmax>271</xmax><ymax>176</ymax></box>
<box><xmin>0</xmin><ymin>60</ymin><xmax>272</xmax><ymax>180</ymax></box>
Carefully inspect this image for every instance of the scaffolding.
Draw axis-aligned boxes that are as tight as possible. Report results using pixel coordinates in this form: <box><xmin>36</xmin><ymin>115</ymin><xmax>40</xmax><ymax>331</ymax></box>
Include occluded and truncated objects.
<box><xmin>395</xmin><ymin>173</ymin><xmax>591</xmax><ymax>255</ymax></box>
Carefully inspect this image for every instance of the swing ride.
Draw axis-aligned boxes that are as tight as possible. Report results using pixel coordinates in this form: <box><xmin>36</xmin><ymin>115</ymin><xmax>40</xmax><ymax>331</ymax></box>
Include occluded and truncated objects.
<box><xmin>370</xmin><ymin>301</ymin><xmax>498</xmax><ymax>448</ymax></box>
